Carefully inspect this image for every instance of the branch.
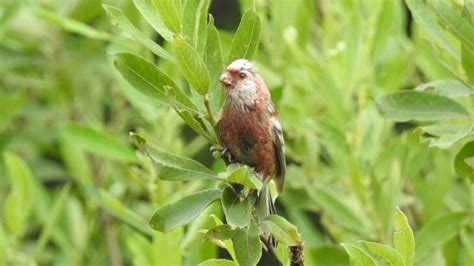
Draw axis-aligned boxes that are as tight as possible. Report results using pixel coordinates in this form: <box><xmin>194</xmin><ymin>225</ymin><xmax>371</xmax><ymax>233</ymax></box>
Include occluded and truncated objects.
<box><xmin>260</xmin><ymin>235</ymin><xmax>283</xmax><ymax>266</ymax></box>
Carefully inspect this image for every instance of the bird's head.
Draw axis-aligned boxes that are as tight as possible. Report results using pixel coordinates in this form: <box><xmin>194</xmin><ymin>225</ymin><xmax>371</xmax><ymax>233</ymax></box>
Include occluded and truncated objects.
<box><xmin>219</xmin><ymin>59</ymin><xmax>256</xmax><ymax>89</ymax></box>
<box><xmin>220</xmin><ymin>59</ymin><xmax>268</xmax><ymax>108</ymax></box>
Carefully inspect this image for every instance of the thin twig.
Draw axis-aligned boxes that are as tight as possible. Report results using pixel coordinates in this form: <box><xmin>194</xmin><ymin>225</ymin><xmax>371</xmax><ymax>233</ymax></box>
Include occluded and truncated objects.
<box><xmin>260</xmin><ymin>235</ymin><xmax>283</xmax><ymax>266</ymax></box>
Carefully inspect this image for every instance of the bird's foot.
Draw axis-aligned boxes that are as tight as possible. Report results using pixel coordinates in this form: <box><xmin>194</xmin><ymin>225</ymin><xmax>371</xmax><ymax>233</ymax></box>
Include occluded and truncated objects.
<box><xmin>210</xmin><ymin>145</ymin><xmax>234</xmax><ymax>163</ymax></box>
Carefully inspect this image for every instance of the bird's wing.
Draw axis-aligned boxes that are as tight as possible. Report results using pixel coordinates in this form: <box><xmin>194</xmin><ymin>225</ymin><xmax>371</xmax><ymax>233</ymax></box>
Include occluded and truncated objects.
<box><xmin>270</xmin><ymin>112</ymin><xmax>286</xmax><ymax>193</ymax></box>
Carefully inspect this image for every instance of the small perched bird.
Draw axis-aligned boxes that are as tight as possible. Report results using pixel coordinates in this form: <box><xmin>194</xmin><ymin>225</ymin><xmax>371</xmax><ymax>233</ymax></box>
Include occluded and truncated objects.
<box><xmin>218</xmin><ymin>59</ymin><xmax>286</xmax><ymax>226</ymax></box>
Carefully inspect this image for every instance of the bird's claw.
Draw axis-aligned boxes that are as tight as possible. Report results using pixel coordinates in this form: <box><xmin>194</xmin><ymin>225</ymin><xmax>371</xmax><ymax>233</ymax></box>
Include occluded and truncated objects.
<box><xmin>221</xmin><ymin>147</ymin><xmax>234</xmax><ymax>163</ymax></box>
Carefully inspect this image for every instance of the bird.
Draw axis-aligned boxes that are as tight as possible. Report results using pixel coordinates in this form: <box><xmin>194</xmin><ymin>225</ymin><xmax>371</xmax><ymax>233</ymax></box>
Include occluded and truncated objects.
<box><xmin>217</xmin><ymin>59</ymin><xmax>286</xmax><ymax>234</ymax></box>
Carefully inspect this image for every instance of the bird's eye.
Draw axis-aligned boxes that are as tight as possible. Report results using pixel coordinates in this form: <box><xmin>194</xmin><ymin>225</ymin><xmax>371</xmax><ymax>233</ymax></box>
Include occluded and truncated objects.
<box><xmin>239</xmin><ymin>72</ymin><xmax>247</xmax><ymax>79</ymax></box>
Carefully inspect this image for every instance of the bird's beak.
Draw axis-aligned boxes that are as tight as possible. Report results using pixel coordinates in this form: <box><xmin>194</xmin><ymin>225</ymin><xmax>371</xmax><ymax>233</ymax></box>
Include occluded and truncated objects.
<box><xmin>219</xmin><ymin>73</ymin><xmax>232</xmax><ymax>86</ymax></box>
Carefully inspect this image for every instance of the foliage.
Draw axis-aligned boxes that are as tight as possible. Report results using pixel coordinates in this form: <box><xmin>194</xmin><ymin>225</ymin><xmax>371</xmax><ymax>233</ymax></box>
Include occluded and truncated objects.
<box><xmin>0</xmin><ymin>0</ymin><xmax>473</xmax><ymax>265</ymax></box>
<box><xmin>376</xmin><ymin>0</ymin><xmax>474</xmax><ymax>178</ymax></box>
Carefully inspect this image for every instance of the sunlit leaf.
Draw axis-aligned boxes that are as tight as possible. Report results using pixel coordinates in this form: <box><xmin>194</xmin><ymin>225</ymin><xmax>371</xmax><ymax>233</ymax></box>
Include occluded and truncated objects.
<box><xmin>206</xmin><ymin>15</ymin><xmax>225</xmax><ymax>115</ymax></box>
<box><xmin>307</xmin><ymin>246</ymin><xmax>349</xmax><ymax>266</ymax></box>
<box><xmin>405</xmin><ymin>0</ymin><xmax>458</xmax><ymax>60</ymax></box>
<box><xmin>232</xmin><ymin>222</ymin><xmax>262</xmax><ymax>266</ymax></box>
<box><xmin>172</xmin><ymin>38</ymin><xmax>210</xmax><ymax>95</ymax></box>
<box><xmin>198</xmin><ymin>259</ymin><xmax>238</xmax><ymax>266</ymax></box>
<box><xmin>0</xmin><ymin>92</ymin><xmax>24</xmax><ymax>131</ymax></box>
<box><xmin>263</xmin><ymin>215</ymin><xmax>301</xmax><ymax>246</ymax></box>
<box><xmin>218</xmin><ymin>164</ymin><xmax>262</xmax><ymax>190</ymax></box>
<box><xmin>393</xmin><ymin>208</ymin><xmax>415</xmax><ymax>266</ymax></box>
<box><xmin>415</xmin><ymin>80</ymin><xmax>474</xmax><ymax>98</ymax></box>
<box><xmin>420</xmin><ymin>120</ymin><xmax>472</xmax><ymax>149</ymax></box>
<box><xmin>113</xmin><ymin>52</ymin><xmax>198</xmax><ymax>112</ymax></box>
<box><xmin>153</xmin><ymin>0</ymin><xmax>181</xmax><ymax>33</ymax></box>
<box><xmin>361</xmin><ymin>241</ymin><xmax>404</xmax><ymax>266</ymax></box>
<box><xmin>182</xmin><ymin>0</ymin><xmax>210</xmax><ymax>54</ymax></box>
<box><xmin>204</xmin><ymin>224</ymin><xmax>236</xmax><ymax>241</ymax></box>
<box><xmin>144</xmin><ymin>143</ymin><xmax>218</xmax><ymax>181</ymax></box>
<box><xmin>103</xmin><ymin>4</ymin><xmax>173</xmax><ymax>61</ymax></box>
<box><xmin>227</xmin><ymin>7</ymin><xmax>261</xmax><ymax>62</ymax></box>
<box><xmin>454</xmin><ymin>141</ymin><xmax>474</xmax><ymax>182</ymax></box>
<box><xmin>221</xmin><ymin>186</ymin><xmax>251</xmax><ymax>228</ymax></box>
<box><xmin>177</xmin><ymin>110</ymin><xmax>213</xmax><ymax>141</ymax></box>
<box><xmin>376</xmin><ymin>91</ymin><xmax>470</xmax><ymax>122</ymax></box>
<box><xmin>152</xmin><ymin>229</ymin><xmax>183</xmax><ymax>266</ymax></box>
<box><xmin>461</xmin><ymin>44</ymin><xmax>474</xmax><ymax>84</ymax></box>
<box><xmin>3</xmin><ymin>152</ymin><xmax>34</xmax><ymax>236</ymax></box>
<box><xmin>133</xmin><ymin>0</ymin><xmax>173</xmax><ymax>41</ymax></box>
<box><xmin>341</xmin><ymin>243</ymin><xmax>377</xmax><ymax>266</ymax></box>
<box><xmin>428</xmin><ymin>0</ymin><xmax>474</xmax><ymax>51</ymax></box>
<box><xmin>149</xmin><ymin>189</ymin><xmax>221</xmax><ymax>233</ymax></box>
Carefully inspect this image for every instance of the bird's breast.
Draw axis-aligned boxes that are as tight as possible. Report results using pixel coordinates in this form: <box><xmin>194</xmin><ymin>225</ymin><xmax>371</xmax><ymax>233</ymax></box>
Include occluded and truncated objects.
<box><xmin>219</xmin><ymin>105</ymin><xmax>276</xmax><ymax>177</ymax></box>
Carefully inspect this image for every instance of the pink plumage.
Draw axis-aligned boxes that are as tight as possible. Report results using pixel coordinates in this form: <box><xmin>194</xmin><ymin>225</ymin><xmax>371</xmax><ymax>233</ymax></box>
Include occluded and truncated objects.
<box><xmin>218</xmin><ymin>59</ymin><xmax>286</xmax><ymax>193</ymax></box>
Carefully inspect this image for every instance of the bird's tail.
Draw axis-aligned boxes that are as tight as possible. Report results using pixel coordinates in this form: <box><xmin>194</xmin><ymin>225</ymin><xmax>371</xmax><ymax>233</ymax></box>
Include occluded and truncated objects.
<box><xmin>257</xmin><ymin>185</ymin><xmax>277</xmax><ymax>247</ymax></box>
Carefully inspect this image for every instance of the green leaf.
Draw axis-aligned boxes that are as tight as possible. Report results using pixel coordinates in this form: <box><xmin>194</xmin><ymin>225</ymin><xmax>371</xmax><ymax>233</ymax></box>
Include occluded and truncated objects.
<box><xmin>206</xmin><ymin>15</ymin><xmax>225</xmax><ymax>115</ymax></box>
<box><xmin>152</xmin><ymin>229</ymin><xmax>183</xmax><ymax>266</ymax></box>
<box><xmin>172</xmin><ymin>38</ymin><xmax>210</xmax><ymax>95</ymax></box>
<box><xmin>307</xmin><ymin>246</ymin><xmax>349</xmax><ymax>266</ymax></box>
<box><xmin>33</xmin><ymin>184</ymin><xmax>72</xmax><ymax>258</ymax></box>
<box><xmin>218</xmin><ymin>164</ymin><xmax>262</xmax><ymax>190</ymax></box>
<box><xmin>60</xmin><ymin>123</ymin><xmax>138</xmax><ymax>162</ymax></box>
<box><xmin>0</xmin><ymin>92</ymin><xmax>24</xmax><ymax>131</ymax></box>
<box><xmin>309</xmin><ymin>186</ymin><xmax>367</xmax><ymax>235</ymax></box>
<box><xmin>103</xmin><ymin>5</ymin><xmax>173</xmax><ymax>61</ymax></box>
<box><xmin>177</xmin><ymin>110</ymin><xmax>213</xmax><ymax>141</ymax></box>
<box><xmin>204</xmin><ymin>224</ymin><xmax>236</xmax><ymax>241</ymax></box>
<box><xmin>263</xmin><ymin>215</ymin><xmax>301</xmax><ymax>246</ymax></box>
<box><xmin>428</xmin><ymin>0</ymin><xmax>474</xmax><ymax>52</ymax></box>
<box><xmin>361</xmin><ymin>241</ymin><xmax>404</xmax><ymax>266</ymax></box>
<box><xmin>98</xmin><ymin>189</ymin><xmax>154</xmax><ymax>237</ymax></box>
<box><xmin>462</xmin><ymin>44</ymin><xmax>474</xmax><ymax>84</ymax></box>
<box><xmin>182</xmin><ymin>0</ymin><xmax>199</xmax><ymax>43</ymax></box>
<box><xmin>415</xmin><ymin>212</ymin><xmax>468</xmax><ymax>263</ymax></box>
<box><xmin>393</xmin><ymin>207</ymin><xmax>415</xmax><ymax>266</ymax></box>
<box><xmin>221</xmin><ymin>186</ymin><xmax>251</xmax><ymax>228</ymax></box>
<box><xmin>113</xmin><ymin>52</ymin><xmax>197</xmax><ymax>112</ymax></box>
<box><xmin>59</xmin><ymin>137</ymin><xmax>93</xmax><ymax>186</ymax></box>
<box><xmin>376</xmin><ymin>91</ymin><xmax>470</xmax><ymax>122</ymax></box>
<box><xmin>210</xmin><ymin>215</ymin><xmax>237</xmax><ymax>260</ymax></box>
<box><xmin>227</xmin><ymin>7</ymin><xmax>262</xmax><ymax>62</ymax></box>
<box><xmin>415</xmin><ymin>80</ymin><xmax>474</xmax><ymax>98</ymax></box>
<box><xmin>182</xmin><ymin>0</ymin><xmax>210</xmax><ymax>54</ymax></box>
<box><xmin>35</xmin><ymin>8</ymin><xmax>113</xmax><ymax>41</ymax></box>
<box><xmin>149</xmin><ymin>189</ymin><xmax>221</xmax><ymax>233</ymax></box>
<box><xmin>133</xmin><ymin>0</ymin><xmax>174</xmax><ymax>41</ymax></box>
<box><xmin>341</xmin><ymin>243</ymin><xmax>377</xmax><ymax>266</ymax></box>
<box><xmin>153</xmin><ymin>0</ymin><xmax>181</xmax><ymax>33</ymax></box>
<box><xmin>405</xmin><ymin>0</ymin><xmax>458</xmax><ymax>60</ymax></box>
<box><xmin>232</xmin><ymin>222</ymin><xmax>262</xmax><ymax>266</ymax></box>
<box><xmin>3</xmin><ymin>152</ymin><xmax>34</xmax><ymax>236</ymax></box>
<box><xmin>454</xmin><ymin>141</ymin><xmax>474</xmax><ymax>182</ymax></box>
<box><xmin>420</xmin><ymin>120</ymin><xmax>472</xmax><ymax>149</ymax></box>
<box><xmin>194</xmin><ymin>0</ymin><xmax>210</xmax><ymax>55</ymax></box>
<box><xmin>144</xmin><ymin>143</ymin><xmax>218</xmax><ymax>181</ymax></box>
<box><xmin>198</xmin><ymin>259</ymin><xmax>238</xmax><ymax>266</ymax></box>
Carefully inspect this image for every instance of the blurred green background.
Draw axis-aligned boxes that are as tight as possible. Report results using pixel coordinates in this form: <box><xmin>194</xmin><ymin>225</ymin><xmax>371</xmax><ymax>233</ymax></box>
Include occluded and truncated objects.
<box><xmin>1</xmin><ymin>0</ymin><xmax>473</xmax><ymax>265</ymax></box>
